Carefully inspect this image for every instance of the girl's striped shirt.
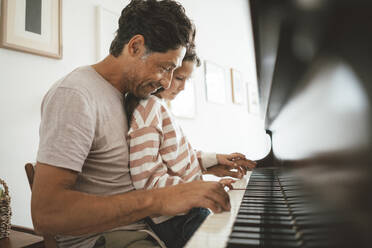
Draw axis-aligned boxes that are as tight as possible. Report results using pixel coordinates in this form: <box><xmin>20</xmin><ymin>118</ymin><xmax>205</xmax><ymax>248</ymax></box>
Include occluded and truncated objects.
<box><xmin>128</xmin><ymin>96</ymin><xmax>217</xmax><ymax>223</ymax></box>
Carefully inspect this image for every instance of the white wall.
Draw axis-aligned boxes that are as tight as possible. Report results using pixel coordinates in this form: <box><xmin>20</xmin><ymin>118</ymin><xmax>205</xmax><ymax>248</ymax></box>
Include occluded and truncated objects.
<box><xmin>177</xmin><ymin>0</ymin><xmax>269</xmax><ymax>158</ymax></box>
<box><xmin>0</xmin><ymin>0</ymin><xmax>268</xmax><ymax>228</ymax></box>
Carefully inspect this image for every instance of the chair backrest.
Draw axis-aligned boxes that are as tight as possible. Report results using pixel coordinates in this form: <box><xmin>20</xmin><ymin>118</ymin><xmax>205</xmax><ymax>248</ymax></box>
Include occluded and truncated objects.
<box><xmin>25</xmin><ymin>163</ymin><xmax>59</xmax><ymax>248</ymax></box>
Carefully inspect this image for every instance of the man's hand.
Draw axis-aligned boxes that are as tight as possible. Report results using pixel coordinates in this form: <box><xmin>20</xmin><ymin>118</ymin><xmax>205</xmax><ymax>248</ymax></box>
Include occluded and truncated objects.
<box><xmin>219</xmin><ymin>178</ymin><xmax>236</xmax><ymax>190</ymax></box>
<box><xmin>152</xmin><ymin>181</ymin><xmax>230</xmax><ymax>215</ymax></box>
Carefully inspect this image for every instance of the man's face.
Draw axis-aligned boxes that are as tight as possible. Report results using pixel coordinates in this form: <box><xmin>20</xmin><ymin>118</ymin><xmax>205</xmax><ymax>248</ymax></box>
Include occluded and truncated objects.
<box><xmin>124</xmin><ymin>46</ymin><xmax>186</xmax><ymax>99</ymax></box>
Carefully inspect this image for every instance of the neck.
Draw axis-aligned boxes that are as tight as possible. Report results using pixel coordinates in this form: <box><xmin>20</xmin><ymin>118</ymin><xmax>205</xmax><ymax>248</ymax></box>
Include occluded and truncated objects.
<box><xmin>92</xmin><ymin>55</ymin><xmax>127</xmax><ymax>94</ymax></box>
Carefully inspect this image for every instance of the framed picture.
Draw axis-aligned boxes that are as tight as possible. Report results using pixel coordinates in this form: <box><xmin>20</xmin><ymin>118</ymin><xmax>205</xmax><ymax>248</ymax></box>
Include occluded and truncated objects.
<box><xmin>96</xmin><ymin>6</ymin><xmax>119</xmax><ymax>61</ymax></box>
<box><xmin>230</xmin><ymin>68</ymin><xmax>245</xmax><ymax>105</ymax></box>
<box><xmin>0</xmin><ymin>0</ymin><xmax>62</xmax><ymax>59</ymax></box>
<box><xmin>247</xmin><ymin>81</ymin><xmax>260</xmax><ymax>115</ymax></box>
<box><xmin>169</xmin><ymin>77</ymin><xmax>197</xmax><ymax>119</ymax></box>
<box><xmin>204</xmin><ymin>60</ymin><xmax>226</xmax><ymax>104</ymax></box>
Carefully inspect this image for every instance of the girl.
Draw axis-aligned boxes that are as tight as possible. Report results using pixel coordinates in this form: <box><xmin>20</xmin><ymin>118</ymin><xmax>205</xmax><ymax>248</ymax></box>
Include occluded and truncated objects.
<box><xmin>125</xmin><ymin>49</ymin><xmax>255</xmax><ymax>247</ymax></box>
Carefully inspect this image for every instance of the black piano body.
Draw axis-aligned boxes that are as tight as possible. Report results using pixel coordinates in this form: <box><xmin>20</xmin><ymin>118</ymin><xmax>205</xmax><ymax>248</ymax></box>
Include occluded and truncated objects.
<box><xmin>227</xmin><ymin>0</ymin><xmax>372</xmax><ymax>247</ymax></box>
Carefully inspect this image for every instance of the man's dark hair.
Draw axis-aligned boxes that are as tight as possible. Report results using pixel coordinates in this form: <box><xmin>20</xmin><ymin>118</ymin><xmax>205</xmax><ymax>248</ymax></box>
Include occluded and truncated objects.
<box><xmin>110</xmin><ymin>0</ymin><xmax>193</xmax><ymax>57</ymax></box>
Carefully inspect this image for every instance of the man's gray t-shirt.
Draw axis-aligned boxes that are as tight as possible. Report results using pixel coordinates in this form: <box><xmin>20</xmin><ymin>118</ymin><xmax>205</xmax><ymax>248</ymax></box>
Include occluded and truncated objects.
<box><xmin>37</xmin><ymin>66</ymin><xmax>146</xmax><ymax>248</ymax></box>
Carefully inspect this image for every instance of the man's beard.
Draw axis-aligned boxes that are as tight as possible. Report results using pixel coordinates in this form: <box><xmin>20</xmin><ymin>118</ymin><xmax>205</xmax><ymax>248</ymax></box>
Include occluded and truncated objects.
<box><xmin>121</xmin><ymin>73</ymin><xmax>146</xmax><ymax>99</ymax></box>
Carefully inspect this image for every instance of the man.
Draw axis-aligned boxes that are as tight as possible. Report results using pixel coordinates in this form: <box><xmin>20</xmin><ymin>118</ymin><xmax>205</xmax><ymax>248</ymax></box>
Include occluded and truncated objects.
<box><xmin>32</xmin><ymin>0</ymin><xmax>255</xmax><ymax>247</ymax></box>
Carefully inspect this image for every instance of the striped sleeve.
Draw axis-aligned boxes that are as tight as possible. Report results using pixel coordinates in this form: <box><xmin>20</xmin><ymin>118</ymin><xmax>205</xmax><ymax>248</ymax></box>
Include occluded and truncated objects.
<box><xmin>197</xmin><ymin>151</ymin><xmax>218</xmax><ymax>170</ymax></box>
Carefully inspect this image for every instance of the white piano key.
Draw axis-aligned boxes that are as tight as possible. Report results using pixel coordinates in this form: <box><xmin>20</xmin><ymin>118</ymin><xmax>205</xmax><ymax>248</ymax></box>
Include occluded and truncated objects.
<box><xmin>185</xmin><ymin>172</ymin><xmax>252</xmax><ymax>248</ymax></box>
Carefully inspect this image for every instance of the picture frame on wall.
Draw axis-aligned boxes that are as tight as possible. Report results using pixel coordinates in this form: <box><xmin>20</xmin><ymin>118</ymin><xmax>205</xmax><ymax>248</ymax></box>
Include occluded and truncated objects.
<box><xmin>169</xmin><ymin>77</ymin><xmax>197</xmax><ymax>119</ymax></box>
<box><xmin>96</xmin><ymin>6</ymin><xmax>119</xmax><ymax>61</ymax></box>
<box><xmin>247</xmin><ymin>81</ymin><xmax>260</xmax><ymax>115</ymax></box>
<box><xmin>0</xmin><ymin>0</ymin><xmax>62</xmax><ymax>59</ymax></box>
<box><xmin>230</xmin><ymin>68</ymin><xmax>245</xmax><ymax>105</ymax></box>
<box><xmin>204</xmin><ymin>60</ymin><xmax>226</xmax><ymax>104</ymax></box>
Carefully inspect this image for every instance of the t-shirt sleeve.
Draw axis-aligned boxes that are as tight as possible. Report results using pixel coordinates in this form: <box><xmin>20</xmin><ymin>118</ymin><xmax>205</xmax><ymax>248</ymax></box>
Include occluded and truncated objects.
<box><xmin>37</xmin><ymin>87</ymin><xmax>95</xmax><ymax>172</ymax></box>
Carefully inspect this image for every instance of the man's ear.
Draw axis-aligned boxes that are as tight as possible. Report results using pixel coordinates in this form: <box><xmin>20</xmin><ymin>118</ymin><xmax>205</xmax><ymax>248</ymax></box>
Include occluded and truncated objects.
<box><xmin>127</xmin><ymin>35</ymin><xmax>146</xmax><ymax>57</ymax></box>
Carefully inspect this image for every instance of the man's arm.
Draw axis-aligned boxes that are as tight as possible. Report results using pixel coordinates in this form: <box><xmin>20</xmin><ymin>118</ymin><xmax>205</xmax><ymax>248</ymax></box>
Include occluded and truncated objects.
<box><xmin>31</xmin><ymin>162</ymin><xmax>230</xmax><ymax>236</ymax></box>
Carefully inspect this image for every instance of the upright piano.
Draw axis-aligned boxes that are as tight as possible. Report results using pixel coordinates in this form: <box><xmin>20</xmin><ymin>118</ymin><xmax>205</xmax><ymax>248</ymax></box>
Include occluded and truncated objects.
<box><xmin>186</xmin><ymin>0</ymin><xmax>372</xmax><ymax>247</ymax></box>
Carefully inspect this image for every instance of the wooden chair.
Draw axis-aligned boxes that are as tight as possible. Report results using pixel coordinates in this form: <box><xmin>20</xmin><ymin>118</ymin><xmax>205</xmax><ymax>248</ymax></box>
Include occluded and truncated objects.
<box><xmin>25</xmin><ymin>163</ymin><xmax>59</xmax><ymax>248</ymax></box>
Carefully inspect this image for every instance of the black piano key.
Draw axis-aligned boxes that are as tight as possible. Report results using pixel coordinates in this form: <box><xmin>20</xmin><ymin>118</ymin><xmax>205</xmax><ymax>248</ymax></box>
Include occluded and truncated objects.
<box><xmin>249</xmin><ymin>180</ymin><xmax>279</xmax><ymax>183</ymax></box>
<box><xmin>244</xmin><ymin>187</ymin><xmax>282</xmax><ymax>191</ymax></box>
<box><xmin>295</xmin><ymin>218</ymin><xmax>337</xmax><ymax>228</ymax></box>
<box><xmin>244</xmin><ymin>191</ymin><xmax>284</xmax><ymax>196</ymax></box>
<box><xmin>248</xmin><ymin>182</ymin><xmax>279</xmax><ymax>184</ymax></box>
<box><xmin>303</xmin><ymin>240</ymin><xmax>339</xmax><ymax>248</ymax></box>
<box><xmin>301</xmin><ymin>233</ymin><xmax>329</xmax><ymax>242</ymax></box>
<box><xmin>241</xmin><ymin>200</ymin><xmax>288</xmax><ymax>206</ymax></box>
<box><xmin>227</xmin><ymin>238</ymin><xmax>302</xmax><ymax>248</ymax></box>
<box><xmin>240</xmin><ymin>204</ymin><xmax>288</xmax><ymax>210</ymax></box>
<box><xmin>293</xmin><ymin>213</ymin><xmax>330</xmax><ymax>222</ymax></box>
<box><xmin>287</xmin><ymin>201</ymin><xmax>311</xmax><ymax>207</ymax></box>
<box><xmin>244</xmin><ymin>193</ymin><xmax>284</xmax><ymax>198</ymax></box>
<box><xmin>236</xmin><ymin>213</ymin><xmax>294</xmax><ymax>222</ymax></box>
<box><xmin>286</xmin><ymin>199</ymin><xmax>309</xmax><ymax>205</ymax></box>
<box><xmin>229</xmin><ymin>231</ymin><xmax>299</xmax><ymax>242</ymax></box>
<box><xmin>241</xmin><ymin>197</ymin><xmax>286</xmax><ymax>202</ymax></box>
<box><xmin>282</xmin><ymin>195</ymin><xmax>304</xmax><ymax>199</ymax></box>
<box><xmin>239</xmin><ymin>206</ymin><xmax>290</xmax><ymax>212</ymax></box>
<box><xmin>240</xmin><ymin>202</ymin><xmax>288</xmax><ymax>207</ymax></box>
<box><xmin>280</xmin><ymin>182</ymin><xmax>302</xmax><ymax>185</ymax></box>
<box><xmin>250</xmin><ymin>174</ymin><xmax>277</xmax><ymax>177</ymax></box>
<box><xmin>299</xmin><ymin>227</ymin><xmax>332</xmax><ymax>236</ymax></box>
<box><xmin>236</xmin><ymin>213</ymin><xmax>293</xmax><ymax>221</ymax></box>
<box><xmin>237</xmin><ymin>208</ymin><xmax>291</xmax><ymax>216</ymax></box>
<box><xmin>244</xmin><ymin>193</ymin><xmax>284</xmax><ymax>197</ymax></box>
<box><xmin>243</xmin><ymin>195</ymin><xmax>285</xmax><ymax>200</ymax></box>
<box><xmin>232</xmin><ymin>226</ymin><xmax>297</xmax><ymax>235</ymax></box>
<box><xmin>234</xmin><ymin>218</ymin><xmax>294</xmax><ymax>228</ymax></box>
<box><xmin>248</xmin><ymin>180</ymin><xmax>280</xmax><ymax>187</ymax></box>
<box><xmin>241</xmin><ymin>201</ymin><xmax>289</xmax><ymax>207</ymax></box>
<box><xmin>282</xmin><ymin>186</ymin><xmax>303</xmax><ymax>190</ymax></box>
<box><xmin>246</xmin><ymin>190</ymin><xmax>283</xmax><ymax>193</ymax></box>
<box><xmin>245</xmin><ymin>190</ymin><xmax>284</xmax><ymax>195</ymax></box>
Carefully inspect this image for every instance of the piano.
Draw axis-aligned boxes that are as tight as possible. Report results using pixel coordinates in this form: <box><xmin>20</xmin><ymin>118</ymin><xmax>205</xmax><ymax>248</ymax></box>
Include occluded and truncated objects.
<box><xmin>186</xmin><ymin>0</ymin><xmax>372</xmax><ymax>247</ymax></box>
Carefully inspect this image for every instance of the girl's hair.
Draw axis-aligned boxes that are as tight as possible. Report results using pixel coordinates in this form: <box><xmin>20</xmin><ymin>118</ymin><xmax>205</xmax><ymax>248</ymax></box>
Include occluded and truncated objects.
<box><xmin>124</xmin><ymin>92</ymin><xmax>141</xmax><ymax>127</ymax></box>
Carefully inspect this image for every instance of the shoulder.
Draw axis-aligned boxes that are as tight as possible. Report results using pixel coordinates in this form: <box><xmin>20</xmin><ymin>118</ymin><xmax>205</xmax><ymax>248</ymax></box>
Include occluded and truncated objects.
<box><xmin>52</xmin><ymin>66</ymin><xmax>114</xmax><ymax>100</ymax></box>
<box><xmin>41</xmin><ymin>67</ymin><xmax>104</xmax><ymax>116</ymax></box>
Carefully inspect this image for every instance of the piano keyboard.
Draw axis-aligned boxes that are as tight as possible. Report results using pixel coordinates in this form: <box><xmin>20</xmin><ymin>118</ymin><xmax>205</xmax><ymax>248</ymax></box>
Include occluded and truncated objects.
<box><xmin>187</xmin><ymin>168</ymin><xmax>342</xmax><ymax>248</ymax></box>
<box><xmin>228</xmin><ymin>168</ymin><xmax>340</xmax><ymax>248</ymax></box>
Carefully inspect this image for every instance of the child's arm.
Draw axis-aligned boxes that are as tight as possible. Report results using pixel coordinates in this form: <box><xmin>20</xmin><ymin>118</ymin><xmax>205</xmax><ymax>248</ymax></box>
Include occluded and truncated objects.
<box><xmin>195</xmin><ymin>150</ymin><xmax>218</xmax><ymax>171</ymax></box>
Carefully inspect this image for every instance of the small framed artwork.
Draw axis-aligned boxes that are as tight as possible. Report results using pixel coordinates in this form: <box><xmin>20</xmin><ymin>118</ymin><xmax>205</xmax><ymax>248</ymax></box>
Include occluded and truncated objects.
<box><xmin>0</xmin><ymin>0</ymin><xmax>62</xmax><ymax>59</ymax></box>
<box><xmin>96</xmin><ymin>6</ymin><xmax>119</xmax><ymax>61</ymax></box>
<box><xmin>230</xmin><ymin>68</ymin><xmax>245</xmax><ymax>105</ymax></box>
<box><xmin>169</xmin><ymin>78</ymin><xmax>197</xmax><ymax>119</ymax></box>
<box><xmin>204</xmin><ymin>60</ymin><xmax>226</xmax><ymax>104</ymax></box>
<box><xmin>247</xmin><ymin>81</ymin><xmax>260</xmax><ymax>115</ymax></box>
